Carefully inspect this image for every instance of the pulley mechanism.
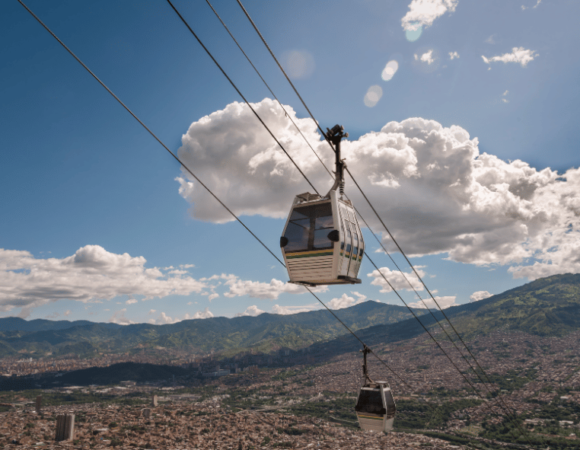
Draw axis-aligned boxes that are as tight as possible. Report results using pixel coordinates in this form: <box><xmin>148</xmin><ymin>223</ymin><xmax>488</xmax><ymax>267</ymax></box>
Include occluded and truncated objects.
<box><xmin>325</xmin><ymin>124</ymin><xmax>349</xmax><ymax>197</ymax></box>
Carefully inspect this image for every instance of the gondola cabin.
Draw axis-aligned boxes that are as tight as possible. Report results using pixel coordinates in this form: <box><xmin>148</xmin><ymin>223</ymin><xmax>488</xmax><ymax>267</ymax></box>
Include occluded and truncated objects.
<box><xmin>280</xmin><ymin>188</ymin><xmax>364</xmax><ymax>286</ymax></box>
<box><xmin>355</xmin><ymin>382</ymin><xmax>396</xmax><ymax>433</ymax></box>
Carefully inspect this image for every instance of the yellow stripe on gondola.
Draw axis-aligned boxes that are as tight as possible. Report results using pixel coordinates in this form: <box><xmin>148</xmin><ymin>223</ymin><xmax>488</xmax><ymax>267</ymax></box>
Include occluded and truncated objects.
<box><xmin>286</xmin><ymin>249</ymin><xmax>334</xmax><ymax>259</ymax></box>
<box><xmin>357</xmin><ymin>413</ymin><xmax>384</xmax><ymax>421</ymax></box>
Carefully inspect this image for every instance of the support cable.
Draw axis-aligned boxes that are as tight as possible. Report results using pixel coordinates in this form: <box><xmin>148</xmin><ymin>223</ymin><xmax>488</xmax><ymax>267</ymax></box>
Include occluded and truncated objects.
<box><xmin>18</xmin><ymin>0</ymin><xmax>409</xmax><ymax>394</ymax></box>
<box><xmin>235</xmin><ymin>2</ymin><xmax>532</xmax><ymax>443</ymax></box>
<box><xmin>166</xmin><ymin>0</ymin><xmax>319</xmax><ymax>196</ymax></box>
<box><xmin>21</xmin><ymin>1</ymin><xmax>530</xmax><ymax>442</ymax></box>
<box><xmin>347</xmin><ymin>167</ymin><xmax>528</xmax><ymax>427</ymax></box>
<box><xmin>236</xmin><ymin>0</ymin><xmax>504</xmax><ymax>396</ymax></box>
<box><xmin>204</xmin><ymin>0</ymin><xmax>333</xmax><ymax>179</ymax></box>
<box><xmin>165</xmin><ymin>0</ymin><xmax>412</xmax><ymax>390</ymax></box>
<box><xmin>15</xmin><ymin>0</ymin><xmax>284</xmax><ymax>269</ymax></box>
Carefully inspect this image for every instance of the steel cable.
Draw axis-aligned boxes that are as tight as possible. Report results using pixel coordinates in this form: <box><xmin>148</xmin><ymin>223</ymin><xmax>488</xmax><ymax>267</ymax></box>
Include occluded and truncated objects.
<box><xmin>17</xmin><ymin>0</ymin><xmax>408</xmax><ymax>396</ymax></box>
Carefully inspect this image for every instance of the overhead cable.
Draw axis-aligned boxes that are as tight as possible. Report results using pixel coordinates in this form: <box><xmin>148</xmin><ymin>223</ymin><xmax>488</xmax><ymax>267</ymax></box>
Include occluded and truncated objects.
<box><xmin>16</xmin><ymin>0</ymin><xmax>286</xmax><ymax>271</ymax></box>
<box><xmin>204</xmin><ymin>0</ymin><xmax>333</xmax><ymax>179</ymax></box>
<box><xmin>17</xmin><ymin>0</ymin><xmax>409</xmax><ymax>394</ymax></box>
<box><xmin>166</xmin><ymin>0</ymin><xmax>320</xmax><ymax>196</ymax></box>
<box><xmin>234</xmin><ymin>1</ymin><xmax>532</xmax><ymax>442</ymax></box>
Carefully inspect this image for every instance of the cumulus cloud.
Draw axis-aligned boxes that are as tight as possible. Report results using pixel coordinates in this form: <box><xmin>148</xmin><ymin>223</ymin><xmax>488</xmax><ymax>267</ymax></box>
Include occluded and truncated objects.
<box><xmin>176</xmin><ymin>99</ymin><xmax>580</xmax><ymax>280</ymax></box>
<box><xmin>470</xmin><ymin>290</ymin><xmax>493</xmax><ymax>302</ymax></box>
<box><xmin>148</xmin><ymin>307</ymin><xmax>214</xmax><ymax>324</ymax></box>
<box><xmin>109</xmin><ymin>308</ymin><xmax>134</xmax><ymax>325</ymax></box>
<box><xmin>401</xmin><ymin>0</ymin><xmax>458</xmax><ymax>31</ymax></box>
<box><xmin>222</xmin><ymin>274</ymin><xmax>327</xmax><ymax>300</ymax></box>
<box><xmin>368</xmin><ymin>267</ymin><xmax>425</xmax><ymax>293</ymax></box>
<box><xmin>449</xmin><ymin>51</ymin><xmax>460</xmax><ymax>60</ymax></box>
<box><xmin>415</xmin><ymin>50</ymin><xmax>435</xmax><ymax>65</ymax></box>
<box><xmin>482</xmin><ymin>47</ymin><xmax>538</xmax><ymax>67</ymax></box>
<box><xmin>271</xmin><ymin>303</ymin><xmax>318</xmax><ymax>315</ymax></box>
<box><xmin>126</xmin><ymin>299</ymin><xmax>138</xmax><ymax>305</ymax></box>
<box><xmin>191</xmin><ymin>307</ymin><xmax>214</xmax><ymax>319</ymax></box>
<box><xmin>409</xmin><ymin>295</ymin><xmax>457</xmax><ymax>309</ymax></box>
<box><xmin>328</xmin><ymin>292</ymin><xmax>367</xmax><ymax>310</ymax></box>
<box><xmin>235</xmin><ymin>305</ymin><xmax>265</xmax><ymax>317</ymax></box>
<box><xmin>0</xmin><ymin>245</ymin><xmax>209</xmax><ymax>315</ymax></box>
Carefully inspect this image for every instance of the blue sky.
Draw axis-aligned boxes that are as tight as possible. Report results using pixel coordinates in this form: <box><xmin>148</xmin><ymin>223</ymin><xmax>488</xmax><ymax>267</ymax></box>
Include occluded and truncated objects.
<box><xmin>1</xmin><ymin>0</ymin><xmax>579</xmax><ymax>324</ymax></box>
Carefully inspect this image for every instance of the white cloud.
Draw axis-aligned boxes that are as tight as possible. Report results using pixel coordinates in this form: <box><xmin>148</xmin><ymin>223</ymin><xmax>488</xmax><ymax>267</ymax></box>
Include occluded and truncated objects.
<box><xmin>364</xmin><ymin>85</ymin><xmax>383</xmax><ymax>108</ymax></box>
<box><xmin>63</xmin><ymin>310</ymin><xmax>71</xmax><ymax>317</ymax></box>
<box><xmin>470</xmin><ymin>290</ymin><xmax>493</xmax><ymax>302</ymax></box>
<box><xmin>235</xmin><ymin>305</ymin><xmax>265</xmax><ymax>317</ymax></box>
<box><xmin>271</xmin><ymin>303</ymin><xmax>318</xmax><ymax>315</ymax></box>
<box><xmin>126</xmin><ymin>299</ymin><xmax>138</xmax><ymax>305</ymax></box>
<box><xmin>0</xmin><ymin>245</ymin><xmax>208</xmax><ymax>315</ymax></box>
<box><xmin>176</xmin><ymin>99</ymin><xmax>580</xmax><ymax>280</ymax></box>
<box><xmin>328</xmin><ymin>292</ymin><xmax>367</xmax><ymax>310</ymax></box>
<box><xmin>502</xmin><ymin>90</ymin><xmax>509</xmax><ymax>103</ymax></box>
<box><xmin>191</xmin><ymin>307</ymin><xmax>214</xmax><ymax>319</ymax></box>
<box><xmin>482</xmin><ymin>47</ymin><xmax>538</xmax><ymax>67</ymax></box>
<box><xmin>485</xmin><ymin>35</ymin><xmax>496</xmax><ymax>44</ymax></box>
<box><xmin>368</xmin><ymin>267</ymin><xmax>425</xmax><ymax>293</ymax></box>
<box><xmin>414</xmin><ymin>50</ymin><xmax>435</xmax><ymax>65</ymax></box>
<box><xmin>222</xmin><ymin>274</ymin><xmax>327</xmax><ymax>300</ymax></box>
<box><xmin>401</xmin><ymin>0</ymin><xmax>458</xmax><ymax>31</ymax></box>
<box><xmin>449</xmin><ymin>51</ymin><xmax>460</xmax><ymax>60</ymax></box>
<box><xmin>522</xmin><ymin>0</ymin><xmax>541</xmax><ymax>10</ymax></box>
<box><xmin>409</xmin><ymin>295</ymin><xmax>457</xmax><ymax>309</ymax></box>
<box><xmin>149</xmin><ymin>307</ymin><xmax>214</xmax><ymax>324</ymax></box>
<box><xmin>109</xmin><ymin>308</ymin><xmax>134</xmax><ymax>325</ymax></box>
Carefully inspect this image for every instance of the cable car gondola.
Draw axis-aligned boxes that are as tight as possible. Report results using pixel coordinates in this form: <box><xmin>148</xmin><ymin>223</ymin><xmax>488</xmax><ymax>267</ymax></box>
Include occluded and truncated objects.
<box><xmin>354</xmin><ymin>346</ymin><xmax>397</xmax><ymax>433</ymax></box>
<box><xmin>280</xmin><ymin>125</ymin><xmax>364</xmax><ymax>286</ymax></box>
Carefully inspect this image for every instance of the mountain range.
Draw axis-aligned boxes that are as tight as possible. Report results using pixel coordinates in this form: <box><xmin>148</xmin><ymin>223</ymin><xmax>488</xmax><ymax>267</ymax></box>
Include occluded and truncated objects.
<box><xmin>0</xmin><ymin>301</ymin><xmax>421</xmax><ymax>358</ymax></box>
<box><xmin>2</xmin><ymin>273</ymin><xmax>580</xmax><ymax>359</ymax></box>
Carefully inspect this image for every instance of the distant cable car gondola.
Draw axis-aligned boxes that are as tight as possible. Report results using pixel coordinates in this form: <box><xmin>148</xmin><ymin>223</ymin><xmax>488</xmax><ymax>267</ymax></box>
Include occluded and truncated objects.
<box><xmin>355</xmin><ymin>346</ymin><xmax>397</xmax><ymax>433</ymax></box>
<box><xmin>280</xmin><ymin>125</ymin><xmax>364</xmax><ymax>286</ymax></box>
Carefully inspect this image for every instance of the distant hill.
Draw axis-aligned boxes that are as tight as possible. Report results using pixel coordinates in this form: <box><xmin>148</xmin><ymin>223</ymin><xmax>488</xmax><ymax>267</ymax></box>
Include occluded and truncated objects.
<box><xmin>318</xmin><ymin>273</ymin><xmax>580</xmax><ymax>354</ymax></box>
<box><xmin>0</xmin><ymin>301</ymin><xmax>422</xmax><ymax>359</ymax></box>
<box><xmin>4</xmin><ymin>274</ymin><xmax>579</xmax><ymax>360</ymax></box>
<box><xmin>0</xmin><ymin>317</ymin><xmax>121</xmax><ymax>333</ymax></box>
<box><xmin>0</xmin><ymin>362</ymin><xmax>189</xmax><ymax>391</ymax></box>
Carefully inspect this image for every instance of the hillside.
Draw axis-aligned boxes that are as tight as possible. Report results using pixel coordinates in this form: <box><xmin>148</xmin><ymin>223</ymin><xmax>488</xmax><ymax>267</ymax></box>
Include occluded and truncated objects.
<box><xmin>0</xmin><ymin>317</ymin><xmax>121</xmax><ymax>333</ymax></box>
<box><xmin>0</xmin><ymin>301</ymin><xmax>421</xmax><ymax>358</ymax></box>
<box><xmin>3</xmin><ymin>274</ymin><xmax>579</xmax><ymax>360</ymax></box>
<box><xmin>318</xmin><ymin>273</ymin><xmax>580</xmax><ymax>354</ymax></box>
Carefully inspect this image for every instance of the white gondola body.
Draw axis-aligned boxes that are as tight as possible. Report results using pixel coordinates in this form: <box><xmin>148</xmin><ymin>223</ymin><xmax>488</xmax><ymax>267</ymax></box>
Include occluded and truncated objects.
<box><xmin>355</xmin><ymin>383</ymin><xmax>396</xmax><ymax>434</ymax></box>
<box><xmin>280</xmin><ymin>189</ymin><xmax>364</xmax><ymax>286</ymax></box>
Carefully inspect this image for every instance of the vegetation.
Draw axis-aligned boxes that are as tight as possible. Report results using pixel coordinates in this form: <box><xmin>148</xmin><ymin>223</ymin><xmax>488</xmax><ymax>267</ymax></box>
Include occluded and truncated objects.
<box><xmin>0</xmin><ymin>301</ymin><xmax>422</xmax><ymax>358</ymax></box>
<box><xmin>394</xmin><ymin>398</ymin><xmax>482</xmax><ymax>430</ymax></box>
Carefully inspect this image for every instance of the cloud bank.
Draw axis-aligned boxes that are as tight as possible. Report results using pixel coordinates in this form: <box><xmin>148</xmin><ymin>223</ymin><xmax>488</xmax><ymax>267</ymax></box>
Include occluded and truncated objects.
<box><xmin>176</xmin><ymin>99</ymin><xmax>580</xmax><ymax>281</ymax></box>
<box><xmin>401</xmin><ymin>0</ymin><xmax>458</xmax><ymax>32</ymax></box>
<box><xmin>0</xmin><ymin>245</ymin><xmax>207</xmax><ymax>317</ymax></box>
<box><xmin>409</xmin><ymin>295</ymin><xmax>457</xmax><ymax>309</ymax></box>
<box><xmin>470</xmin><ymin>290</ymin><xmax>493</xmax><ymax>302</ymax></box>
<box><xmin>482</xmin><ymin>47</ymin><xmax>538</xmax><ymax>67</ymax></box>
<box><xmin>222</xmin><ymin>274</ymin><xmax>327</xmax><ymax>300</ymax></box>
